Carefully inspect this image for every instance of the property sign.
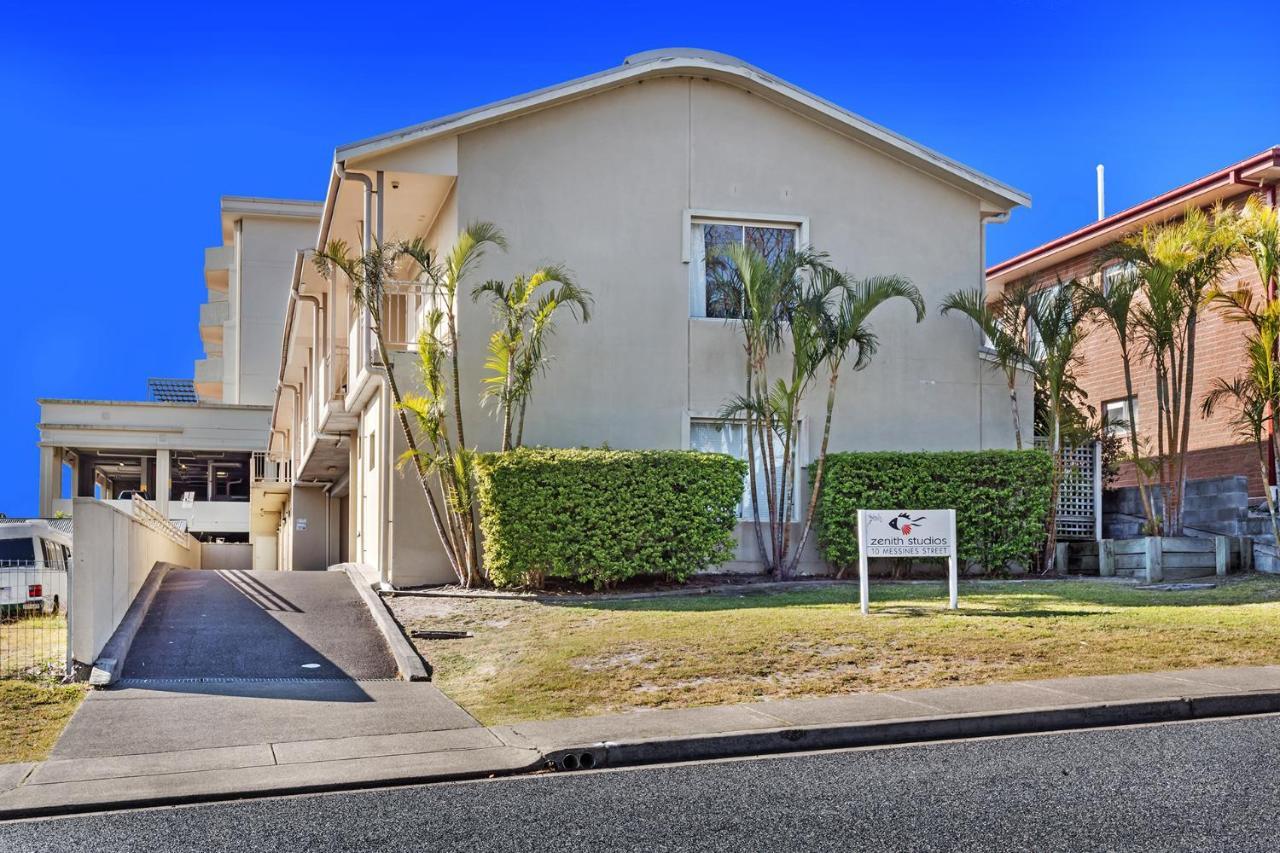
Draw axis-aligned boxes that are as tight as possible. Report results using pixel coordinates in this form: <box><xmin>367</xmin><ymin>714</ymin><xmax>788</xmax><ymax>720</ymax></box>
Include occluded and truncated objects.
<box><xmin>856</xmin><ymin>509</ymin><xmax>958</xmax><ymax>615</ymax></box>
<box><xmin>296</xmin><ymin>518</ymin><xmax>308</xmax><ymax>531</ymax></box>
<box><xmin>181</xmin><ymin>491</ymin><xmax>195</xmax><ymax>510</ymax></box>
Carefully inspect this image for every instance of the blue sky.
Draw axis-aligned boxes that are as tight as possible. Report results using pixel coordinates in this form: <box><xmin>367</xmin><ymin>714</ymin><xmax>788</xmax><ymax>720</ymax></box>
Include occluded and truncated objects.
<box><xmin>1</xmin><ymin>0</ymin><xmax>1276</xmax><ymax>515</ymax></box>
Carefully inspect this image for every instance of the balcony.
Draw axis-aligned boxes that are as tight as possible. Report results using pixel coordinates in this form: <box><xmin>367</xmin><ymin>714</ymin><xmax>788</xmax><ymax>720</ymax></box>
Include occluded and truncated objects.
<box><xmin>318</xmin><ymin>346</ymin><xmax>357</xmax><ymax>433</ymax></box>
<box><xmin>204</xmin><ymin>245</ymin><xmax>233</xmax><ymax>292</ymax></box>
<box><xmin>199</xmin><ymin>300</ymin><xmax>229</xmax><ymax>351</ymax></box>
<box><xmin>251</xmin><ymin>452</ymin><xmax>292</xmax><ymax>486</ymax></box>
<box><xmin>194</xmin><ymin>357</ymin><xmax>224</xmax><ymax>403</ymax></box>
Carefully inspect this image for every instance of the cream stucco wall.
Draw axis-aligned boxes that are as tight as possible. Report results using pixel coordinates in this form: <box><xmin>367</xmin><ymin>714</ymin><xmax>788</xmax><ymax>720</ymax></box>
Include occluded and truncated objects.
<box><xmin>371</xmin><ymin>76</ymin><xmax>1025</xmax><ymax>587</ymax></box>
<box><xmin>235</xmin><ymin>217</ymin><xmax>318</xmax><ymax>405</ymax></box>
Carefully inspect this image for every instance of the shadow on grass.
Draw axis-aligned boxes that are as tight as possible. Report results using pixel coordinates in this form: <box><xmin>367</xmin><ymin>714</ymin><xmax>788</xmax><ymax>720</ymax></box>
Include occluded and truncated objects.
<box><xmin>538</xmin><ymin>576</ymin><xmax>1280</xmax><ymax>617</ymax></box>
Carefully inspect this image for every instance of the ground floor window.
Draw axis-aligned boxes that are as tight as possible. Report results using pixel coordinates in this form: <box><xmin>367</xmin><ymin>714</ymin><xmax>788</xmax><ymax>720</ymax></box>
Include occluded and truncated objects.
<box><xmin>689</xmin><ymin>419</ymin><xmax>797</xmax><ymax>519</ymax></box>
<box><xmin>1103</xmin><ymin>396</ymin><xmax>1138</xmax><ymax>436</ymax></box>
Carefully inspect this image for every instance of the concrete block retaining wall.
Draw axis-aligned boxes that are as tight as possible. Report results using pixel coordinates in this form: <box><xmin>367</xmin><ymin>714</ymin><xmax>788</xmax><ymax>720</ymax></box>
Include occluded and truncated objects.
<box><xmin>1103</xmin><ymin>475</ymin><xmax>1250</xmax><ymax>538</ymax></box>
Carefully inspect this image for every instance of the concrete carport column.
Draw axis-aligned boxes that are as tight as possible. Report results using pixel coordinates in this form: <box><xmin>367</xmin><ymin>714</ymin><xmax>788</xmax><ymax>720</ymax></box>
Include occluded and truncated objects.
<box><xmin>155</xmin><ymin>449</ymin><xmax>171</xmax><ymax>516</ymax></box>
<box><xmin>38</xmin><ymin>446</ymin><xmax>62</xmax><ymax>518</ymax></box>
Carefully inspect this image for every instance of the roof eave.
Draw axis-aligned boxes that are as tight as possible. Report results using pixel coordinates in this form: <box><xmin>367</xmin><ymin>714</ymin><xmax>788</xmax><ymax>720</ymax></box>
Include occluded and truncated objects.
<box><xmin>335</xmin><ymin>55</ymin><xmax>1029</xmax><ymax>211</ymax></box>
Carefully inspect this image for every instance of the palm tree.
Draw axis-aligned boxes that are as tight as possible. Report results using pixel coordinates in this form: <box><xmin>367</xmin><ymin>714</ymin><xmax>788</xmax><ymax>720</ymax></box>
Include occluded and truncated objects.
<box><xmin>711</xmin><ymin>244</ymin><xmax>923</xmax><ymax>577</ymax></box>
<box><xmin>940</xmin><ymin>279</ymin><xmax>1034</xmax><ymax>449</ymax></box>
<box><xmin>1100</xmin><ymin>206</ymin><xmax>1237</xmax><ymax>535</ymax></box>
<box><xmin>1026</xmin><ymin>281</ymin><xmax>1089</xmax><ymax>572</ymax></box>
<box><xmin>1080</xmin><ymin>267</ymin><xmax>1159</xmax><ymax>533</ymax></box>
<box><xmin>394</xmin><ymin>223</ymin><xmax>507</xmax><ymax>587</ymax></box>
<box><xmin>788</xmin><ymin>273</ymin><xmax>925</xmax><ymax>575</ymax></box>
<box><xmin>1235</xmin><ymin>194</ymin><xmax>1279</xmax><ymax>299</ymax></box>
<box><xmin>1220</xmin><ymin>195</ymin><xmax>1280</xmax><ymax>487</ymax></box>
<box><xmin>1202</xmin><ymin>367</ymin><xmax>1280</xmax><ymax>543</ymax></box>
<box><xmin>713</xmin><ymin>243</ymin><xmax>834</xmax><ymax>575</ymax></box>
<box><xmin>472</xmin><ymin>265</ymin><xmax>592</xmax><ymax>450</ymax></box>
<box><xmin>313</xmin><ymin>237</ymin><xmax>465</xmax><ymax>582</ymax></box>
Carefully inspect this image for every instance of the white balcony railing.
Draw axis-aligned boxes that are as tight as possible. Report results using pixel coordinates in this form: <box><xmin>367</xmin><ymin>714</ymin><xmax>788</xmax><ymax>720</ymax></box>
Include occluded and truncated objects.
<box><xmin>252</xmin><ymin>452</ymin><xmax>292</xmax><ymax>486</ymax></box>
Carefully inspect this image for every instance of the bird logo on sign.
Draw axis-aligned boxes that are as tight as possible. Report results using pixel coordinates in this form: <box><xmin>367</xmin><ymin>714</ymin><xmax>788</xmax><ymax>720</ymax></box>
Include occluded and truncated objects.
<box><xmin>889</xmin><ymin>513</ymin><xmax>926</xmax><ymax>536</ymax></box>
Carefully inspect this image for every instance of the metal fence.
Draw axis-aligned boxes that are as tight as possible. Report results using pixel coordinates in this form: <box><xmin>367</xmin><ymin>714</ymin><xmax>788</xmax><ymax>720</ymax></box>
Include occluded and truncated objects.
<box><xmin>0</xmin><ymin>562</ymin><xmax>69</xmax><ymax>679</ymax></box>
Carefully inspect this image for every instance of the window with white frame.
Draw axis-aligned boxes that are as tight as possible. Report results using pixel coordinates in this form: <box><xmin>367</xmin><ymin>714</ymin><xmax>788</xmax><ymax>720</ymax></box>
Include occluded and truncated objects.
<box><xmin>1103</xmin><ymin>396</ymin><xmax>1138</xmax><ymax>436</ymax></box>
<box><xmin>689</xmin><ymin>218</ymin><xmax>801</xmax><ymax>319</ymax></box>
<box><xmin>690</xmin><ymin>418</ymin><xmax>798</xmax><ymax>520</ymax></box>
<box><xmin>1027</xmin><ymin>283</ymin><xmax>1073</xmax><ymax>362</ymax></box>
<box><xmin>1102</xmin><ymin>261</ymin><xmax>1137</xmax><ymax>296</ymax></box>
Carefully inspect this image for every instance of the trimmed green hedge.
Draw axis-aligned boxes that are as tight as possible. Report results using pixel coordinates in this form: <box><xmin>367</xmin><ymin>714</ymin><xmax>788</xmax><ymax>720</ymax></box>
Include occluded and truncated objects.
<box><xmin>816</xmin><ymin>450</ymin><xmax>1053</xmax><ymax>574</ymax></box>
<box><xmin>474</xmin><ymin>448</ymin><xmax>748</xmax><ymax>589</ymax></box>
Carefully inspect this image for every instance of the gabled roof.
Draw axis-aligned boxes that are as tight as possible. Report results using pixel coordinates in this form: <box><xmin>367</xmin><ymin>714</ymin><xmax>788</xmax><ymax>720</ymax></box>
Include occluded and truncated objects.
<box><xmin>335</xmin><ymin>48</ymin><xmax>1029</xmax><ymax>211</ymax></box>
<box><xmin>987</xmin><ymin>146</ymin><xmax>1280</xmax><ymax>287</ymax></box>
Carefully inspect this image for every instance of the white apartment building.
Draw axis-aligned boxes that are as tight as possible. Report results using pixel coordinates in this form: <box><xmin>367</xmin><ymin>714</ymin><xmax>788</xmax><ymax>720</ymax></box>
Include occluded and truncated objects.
<box><xmin>265</xmin><ymin>49</ymin><xmax>1030</xmax><ymax>585</ymax></box>
<box><xmin>38</xmin><ymin>197</ymin><xmax>320</xmax><ymax>568</ymax></box>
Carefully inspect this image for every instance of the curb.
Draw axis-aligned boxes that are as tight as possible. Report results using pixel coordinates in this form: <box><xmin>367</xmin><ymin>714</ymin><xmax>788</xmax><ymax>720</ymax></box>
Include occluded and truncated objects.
<box><xmin>334</xmin><ymin>566</ymin><xmax>431</xmax><ymax>682</ymax></box>
<box><xmin>0</xmin><ymin>752</ymin><xmax>545</xmax><ymax>822</ymax></box>
<box><xmin>5</xmin><ymin>689</ymin><xmax>1280</xmax><ymax>821</ymax></box>
<box><xmin>88</xmin><ymin>562</ymin><xmax>174</xmax><ymax>686</ymax></box>
<box><xmin>540</xmin><ymin>690</ymin><xmax>1280</xmax><ymax>772</ymax></box>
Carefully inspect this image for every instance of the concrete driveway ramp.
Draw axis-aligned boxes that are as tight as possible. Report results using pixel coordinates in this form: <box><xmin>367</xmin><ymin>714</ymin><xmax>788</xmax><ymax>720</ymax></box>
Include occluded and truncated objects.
<box><xmin>120</xmin><ymin>569</ymin><xmax>399</xmax><ymax>681</ymax></box>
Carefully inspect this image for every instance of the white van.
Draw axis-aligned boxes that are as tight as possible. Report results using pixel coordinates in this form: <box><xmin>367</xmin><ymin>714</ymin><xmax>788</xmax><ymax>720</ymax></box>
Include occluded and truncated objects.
<box><xmin>0</xmin><ymin>521</ymin><xmax>71</xmax><ymax>616</ymax></box>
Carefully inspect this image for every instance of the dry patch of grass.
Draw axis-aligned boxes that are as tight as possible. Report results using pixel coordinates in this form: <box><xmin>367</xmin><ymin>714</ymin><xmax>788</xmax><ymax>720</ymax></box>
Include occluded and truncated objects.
<box><xmin>388</xmin><ymin>577</ymin><xmax>1280</xmax><ymax>725</ymax></box>
<box><xmin>1</xmin><ymin>614</ymin><xmax>68</xmax><ymax>679</ymax></box>
<box><xmin>0</xmin><ymin>680</ymin><xmax>86</xmax><ymax>763</ymax></box>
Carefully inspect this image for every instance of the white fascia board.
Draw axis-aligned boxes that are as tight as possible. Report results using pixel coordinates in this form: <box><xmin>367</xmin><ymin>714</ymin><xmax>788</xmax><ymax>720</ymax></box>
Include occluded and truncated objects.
<box><xmin>220</xmin><ymin>196</ymin><xmax>324</xmax><ymax>221</ymax></box>
<box><xmin>334</xmin><ymin>55</ymin><xmax>1029</xmax><ymax>211</ymax></box>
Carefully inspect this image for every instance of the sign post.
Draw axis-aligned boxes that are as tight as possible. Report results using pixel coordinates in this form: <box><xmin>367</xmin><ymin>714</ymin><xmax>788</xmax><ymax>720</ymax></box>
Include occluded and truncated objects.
<box><xmin>856</xmin><ymin>509</ymin><xmax>958</xmax><ymax>616</ymax></box>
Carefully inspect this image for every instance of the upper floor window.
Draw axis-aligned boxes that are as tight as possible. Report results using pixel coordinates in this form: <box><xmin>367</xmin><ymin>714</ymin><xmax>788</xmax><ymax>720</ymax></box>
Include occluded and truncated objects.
<box><xmin>1102</xmin><ymin>261</ymin><xmax>1137</xmax><ymax>296</ymax></box>
<box><xmin>1103</xmin><ymin>396</ymin><xmax>1138</xmax><ymax>436</ymax></box>
<box><xmin>689</xmin><ymin>216</ymin><xmax>803</xmax><ymax>319</ymax></box>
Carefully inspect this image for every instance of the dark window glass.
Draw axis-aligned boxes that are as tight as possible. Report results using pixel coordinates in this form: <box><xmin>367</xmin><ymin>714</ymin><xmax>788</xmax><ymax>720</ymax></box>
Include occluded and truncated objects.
<box><xmin>702</xmin><ymin>224</ymin><xmax>797</xmax><ymax>320</ymax></box>
<box><xmin>0</xmin><ymin>538</ymin><xmax>36</xmax><ymax>563</ymax></box>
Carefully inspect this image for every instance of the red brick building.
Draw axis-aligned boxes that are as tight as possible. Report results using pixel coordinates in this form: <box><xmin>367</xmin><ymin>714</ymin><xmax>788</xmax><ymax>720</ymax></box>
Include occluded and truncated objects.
<box><xmin>987</xmin><ymin>148</ymin><xmax>1280</xmax><ymax>497</ymax></box>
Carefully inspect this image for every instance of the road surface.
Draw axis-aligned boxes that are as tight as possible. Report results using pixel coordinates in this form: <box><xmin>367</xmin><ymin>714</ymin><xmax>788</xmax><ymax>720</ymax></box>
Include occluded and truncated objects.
<box><xmin>4</xmin><ymin>714</ymin><xmax>1279</xmax><ymax>851</ymax></box>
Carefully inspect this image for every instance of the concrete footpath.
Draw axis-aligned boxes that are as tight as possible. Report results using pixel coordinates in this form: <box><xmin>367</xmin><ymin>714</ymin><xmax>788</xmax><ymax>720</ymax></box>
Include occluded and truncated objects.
<box><xmin>5</xmin><ymin>664</ymin><xmax>1280</xmax><ymax>819</ymax></box>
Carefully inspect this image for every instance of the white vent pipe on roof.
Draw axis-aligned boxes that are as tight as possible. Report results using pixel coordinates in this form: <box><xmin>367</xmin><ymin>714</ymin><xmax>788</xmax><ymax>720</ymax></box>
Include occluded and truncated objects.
<box><xmin>1096</xmin><ymin>164</ymin><xmax>1105</xmax><ymax>221</ymax></box>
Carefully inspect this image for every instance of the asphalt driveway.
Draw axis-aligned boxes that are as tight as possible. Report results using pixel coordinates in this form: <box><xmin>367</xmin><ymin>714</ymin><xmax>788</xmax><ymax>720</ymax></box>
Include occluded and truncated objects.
<box><xmin>51</xmin><ymin>569</ymin><xmax>478</xmax><ymax>761</ymax></box>
<box><xmin>120</xmin><ymin>570</ymin><xmax>397</xmax><ymax>681</ymax></box>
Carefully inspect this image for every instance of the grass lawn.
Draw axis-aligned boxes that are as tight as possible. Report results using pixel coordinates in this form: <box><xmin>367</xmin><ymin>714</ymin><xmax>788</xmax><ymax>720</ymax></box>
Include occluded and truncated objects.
<box><xmin>0</xmin><ymin>680</ymin><xmax>86</xmax><ymax>764</ymax></box>
<box><xmin>389</xmin><ymin>576</ymin><xmax>1280</xmax><ymax>725</ymax></box>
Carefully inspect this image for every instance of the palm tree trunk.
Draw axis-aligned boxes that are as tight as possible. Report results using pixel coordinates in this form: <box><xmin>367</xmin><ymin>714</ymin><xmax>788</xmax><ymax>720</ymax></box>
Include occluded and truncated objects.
<box><xmin>446</xmin><ymin>306</ymin><xmax>467</xmax><ymax>450</ymax></box>
<box><xmin>1042</xmin><ymin>403</ymin><xmax>1063</xmax><ymax>573</ymax></box>
<box><xmin>752</xmin><ymin>362</ymin><xmax>780</xmax><ymax>573</ymax></box>
<box><xmin>1156</xmin><ymin>358</ymin><xmax>1172</xmax><ymax>535</ymax></box>
<box><xmin>788</xmin><ymin>369</ymin><xmax>839</xmax><ymax>576</ymax></box>
<box><xmin>442</xmin><ymin>299</ymin><xmax>487</xmax><ymax>582</ymax></box>
<box><xmin>372</xmin><ymin>322</ymin><xmax>464</xmax><ymax>583</ymax></box>
<box><xmin>743</xmin><ymin>356</ymin><xmax>769</xmax><ymax>568</ymax></box>
<box><xmin>498</xmin><ymin>351</ymin><xmax>516</xmax><ymax>452</ymax></box>
<box><xmin>1172</xmin><ymin>313</ymin><xmax>1199</xmax><ymax>536</ymax></box>
<box><xmin>1006</xmin><ymin>368</ymin><xmax>1023</xmax><ymax>450</ymax></box>
<box><xmin>1257</xmin><ymin>444</ymin><xmax>1280</xmax><ymax>544</ymax></box>
<box><xmin>776</xmin><ymin>413</ymin><xmax>796</xmax><ymax>578</ymax></box>
<box><xmin>1119</xmin><ymin>347</ymin><xmax>1158</xmax><ymax>532</ymax></box>
<box><xmin>516</xmin><ymin>397</ymin><xmax>529</xmax><ymax>448</ymax></box>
